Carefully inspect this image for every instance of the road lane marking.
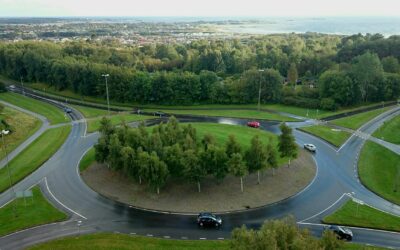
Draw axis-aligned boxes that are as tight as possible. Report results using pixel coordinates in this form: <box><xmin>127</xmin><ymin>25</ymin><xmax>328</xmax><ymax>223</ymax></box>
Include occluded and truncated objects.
<box><xmin>181</xmin><ymin>236</ymin><xmax>188</xmax><ymax>239</ymax></box>
<box><xmin>163</xmin><ymin>236</ymin><xmax>170</xmax><ymax>239</ymax></box>
<box><xmin>147</xmin><ymin>234</ymin><xmax>153</xmax><ymax>237</ymax></box>
<box><xmin>299</xmin><ymin>193</ymin><xmax>349</xmax><ymax>223</ymax></box>
<box><xmin>44</xmin><ymin>177</ymin><xmax>87</xmax><ymax>219</ymax></box>
<box><xmin>218</xmin><ymin>237</ymin><xmax>224</xmax><ymax>240</ymax></box>
<box><xmin>130</xmin><ymin>232</ymin><xmax>136</xmax><ymax>235</ymax></box>
<box><xmin>200</xmin><ymin>237</ymin><xmax>206</xmax><ymax>240</ymax></box>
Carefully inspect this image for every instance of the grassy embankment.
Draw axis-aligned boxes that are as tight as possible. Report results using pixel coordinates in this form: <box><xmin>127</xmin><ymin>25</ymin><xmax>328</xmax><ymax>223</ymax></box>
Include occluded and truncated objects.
<box><xmin>79</xmin><ymin>148</ymin><xmax>95</xmax><ymax>172</ymax></box>
<box><xmin>0</xmin><ymin>92</ymin><xmax>68</xmax><ymax>125</ymax></box>
<box><xmin>27</xmin><ymin>233</ymin><xmax>384</xmax><ymax>250</ymax></box>
<box><xmin>299</xmin><ymin>125</ymin><xmax>352</xmax><ymax>147</ymax></box>
<box><xmin>331</xmin><ymin>107</ymin><xmax>391</xmax><ymax>130</ymax></box>
<box><xmin>72</xmin><ymin>105</ymin><xmax>154</xmax><ymax>133</ymax></box>
<box><xmin>0</xmin><ymin>106</ymin><xmax>42</xmax><ymax>160</ymax></box>
<box><xmin>323</xmin><ymin>200</ymin><xmax>400</xmax><ymax>232</ymax></box>
<box><xmin>0</xmin><ymin>125</ymin><xmax>71</xmax><ymax>193</ymax></box>
<box><xmin>358</xmin><ymin>141</ymin><xmax>400</xmax><ymax>205</ymax></box>
<box><xmin>372</xmin><ymin>115</ymin><xmax>400</xmax><ymax>145</ymax></box>
<box><xmin>0</xmin><ymin>186</ymin><xmax>67</xmax><ymax>237</ymax></box>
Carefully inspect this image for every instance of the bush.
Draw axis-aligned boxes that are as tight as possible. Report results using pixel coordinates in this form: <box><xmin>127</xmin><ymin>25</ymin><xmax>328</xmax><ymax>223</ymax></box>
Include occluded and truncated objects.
<box><xmin>0</xmin><ymin>82</ymin><xmax>6</xmax><ymax>93</ymax></box>
<box><xmin>283</xmin><ymin>96</ymin><xmax>320</xmax><ymax>109</ymax></box>
<box><xmin>320</xmin><ymin>98</ymin><xmax>338</xmax><ymax>111</ymax></box>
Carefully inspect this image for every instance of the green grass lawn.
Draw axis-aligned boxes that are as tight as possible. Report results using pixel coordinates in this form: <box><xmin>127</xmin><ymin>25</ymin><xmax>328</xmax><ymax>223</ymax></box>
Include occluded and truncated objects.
<box><xmin>331</xmin><ymin>107</ymin><xmax>391</xmax><ymax>130</ymax></box>
<box><xmin>27</xmin><ymin>232</ymin><xmax>382</xmax><ymax>250</ymax></box>
<box><xmin>87</xmin><ymin>114</ymin><xmax>154</xmax><ymax>133</ymax></box>
<box><xmin>0</xmin><ymin>106</ymin><xmax>42</xmax><ymax>160</ymax></box>
<box><xmin>28</xmin><ymin>233</ymin><xmax>229</xmax><ymax>250</ymax></box>
<box><xmin>145</xmin><ymin>109</ymin><xmax>298</xmax><ymax>122</ymax></box>
<box><xmin>0</xmin><ymin>125</ymin><xmax>71</xmax><ymax>193</ymax></box>
<box><xmin>71</xmin><ymin>105</ymin><xmax>110</xmax><ymax>118</ymax></box>
<box><xmin>0</xmin><ymin>186</ymin><xmax>67</xmax><ymax>237</ymax></box>
<box><xmin>323</xmin><ymin>200</ymin><xmax>400</xmax><ymax>232</ymax></box>
<box><xmin>79</xmin><ymin>148</ymin><xmax>95</xmax><ymax>172</ymax></box>
<box><xmin>359</xmin><ymin>141</ymin><xmax>400</xmax><ymax>205</ymax></box>
<box><xmin>372</xmin><ymin>115</ymin><xmax>400</xmax><ymax>145</ymax></box>
<box><xmin>299</xmin><ymin>125</ymin><xmax>352</xmax><ymax>147</ymax></box>
<box><xmin>0</xmin><ymin>92</ymin><xmax>68</xmax><ymax>124</ymax></box>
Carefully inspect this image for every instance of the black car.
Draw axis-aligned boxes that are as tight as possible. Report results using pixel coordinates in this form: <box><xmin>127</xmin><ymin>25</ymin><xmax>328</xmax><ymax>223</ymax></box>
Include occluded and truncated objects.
<box><xmin>325</xmin><ymin>225</ymin><xmax>353</xmax><ymax>241</ymax></box>
<box><xmin>197</xmin><ymin>212</ymin><xmax>222</xmax><ymax>228</ymax></box>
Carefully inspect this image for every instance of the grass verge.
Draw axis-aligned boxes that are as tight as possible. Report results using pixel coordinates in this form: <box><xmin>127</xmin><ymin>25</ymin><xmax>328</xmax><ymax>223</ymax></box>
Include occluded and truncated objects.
<box><xmin>0</xmin><ymin>92</ymin><xmax>68</xmax><ymax>124</ymax></box>
<box><xmin>299</xmin><ymin>125</ymin><xmax>351</xmax><ymax>147</ymax></box>
<box><xmin>0</xmin><ymin>106</ymin><xmax>42</xmax><ymax>160</ymax></box>
<box><xmin>0</xmin><ymin>125</ymin><xmax>71</xmax><ymax>193</ymax></box>
<box><xmin>145</xmin><ymin>109</ymin><xmax>298</xmax><ymax>121</ymax></box>
<box><xmin>372</xmin><ymin>115</ymin><xmax>400</xmax><ymax>145</ymax></box>
<box><xmin>323</xmin><ymin>200</ymin><xmax>400</xmax><ymax>232</ymax></box>
<box><xmin>331</xmin><ymin>107</ymin><xmax>390</xmax><ymax>130</ymax></box>
<box><xmin>27</xmin><ymin>233</ymin><xmax>383</xmax><ymax>250</ymax></box>
<box><xmin>359</xmin><ymin>141</ymin><xmax>400</xmax><ymax>205</ymax></box>
<box><xmin>0</xmin><ymin>186</ymin><xmax>67</xmax><ymax>237</ymax></box>
<box><xmin>71</xmin><ymin>105</ymin><xmax>110</xmax><ymax>118</ymax></box>
<box><xmin>79</xmin><ymin>148</ymin><xmax>95</xmax><ymax>172</ymax></box>
<box><xmin>87</xmin><ymin>114</ymin><xmax>154</xmax><ymax>133</ymax></box>
<box><xmin>28</xmin><ymin>233</ymin><xmax>229</xmax><ymax>250</ymax></box>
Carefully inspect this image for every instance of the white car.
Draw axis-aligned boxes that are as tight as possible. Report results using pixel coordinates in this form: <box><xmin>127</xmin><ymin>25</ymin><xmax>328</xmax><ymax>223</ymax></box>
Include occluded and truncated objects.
<box><xmin>304</xmin><ymin>143</ymin><xmax>316</xmax><ymax>152</ymax></box>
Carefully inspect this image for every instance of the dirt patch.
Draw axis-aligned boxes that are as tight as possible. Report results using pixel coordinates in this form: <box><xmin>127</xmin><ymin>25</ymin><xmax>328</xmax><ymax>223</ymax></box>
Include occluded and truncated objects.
<box><xmin>81</xmin><ymin>149</ymin><xmax>316</xmax><ymax>213</ymax></box>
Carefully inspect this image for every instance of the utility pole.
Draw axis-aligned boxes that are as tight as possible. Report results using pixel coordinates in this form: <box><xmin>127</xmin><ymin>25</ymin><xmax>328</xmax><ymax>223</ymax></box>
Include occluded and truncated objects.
<box><xmin>1</xmin><ymin>130</ymin><xmax>17</xmax><ymax>217</ymax></box>
<box><xmin>101</xmin><ymin>74</ymin><xmax>110</xmax><ymax>115</ymax></box>
<box><xmin>258</xmin><ymin>69</ymin><xmax>264</xmax><ymax>111</ymax></box>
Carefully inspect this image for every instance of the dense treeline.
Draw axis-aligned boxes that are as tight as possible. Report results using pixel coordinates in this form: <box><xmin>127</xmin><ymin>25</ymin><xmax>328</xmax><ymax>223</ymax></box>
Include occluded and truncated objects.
<box><xmin>94</xmin><ymin>117</ymin><xmax>297</xmax><ymax>194</ymax></box>
<box><xmin>0</xmin><ymin>33</ymin><xmax>399</xmax><ymax>108</ymax></box>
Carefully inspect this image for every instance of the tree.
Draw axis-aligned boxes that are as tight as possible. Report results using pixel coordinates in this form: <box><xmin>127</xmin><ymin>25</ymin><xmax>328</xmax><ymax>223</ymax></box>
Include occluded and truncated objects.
<box><xmin>182</xmin><ymin>149</ymin><xmax>205</xmax><ymax>192</ymax></box>
<box><xmin>352</xmin><ymin>52</ymin><xmax>384</xmax><ymax>102</ymax></box>
<box><xmin>266</xmin><ymin>142</ymin><xmax>278</xmax><ymax>175</ymax></box>
<box><xmin>120</xmin><ymin>146</ymin><xmax>135</xmax><ymax>177</ymax></box>
<box><xmin>230</xmin><ymin>216</ymin><xmax>342</xmax><ymax>250</ymax></box>
<box><xmin>245</xmin><ymin>135</ymin><xmax>267</xmax><ymax>184</ymax></box>
<box><xmin>382</xmin><ymin>56</ymin><xmax>400</xmax><ymax>74</ymax></box>
<box><xmin>225</xmin><ymin>134</ymin><xmax>241</xmax><ymax>157</ymax></box>
<box><xmin>163</xmin><ymin>143</ymin><xmax>184</xmax><ymax>178</ymax></box>
<box><xmin>108</xmin><ymin>134</ymin><xmax>122</xmax><ymax>170</ymax></box>
<box><xmin>98</xmin><ymin>117</ymin><xmax>115</xmax><ymax>140</ymax></box>
<box><xmin>228</xmin><ymin>153</ymin><xmax>247</xmax><ymax>192</ymax></box>
<box><xmin>146</xmin><ymin>152</ymin><xmax>169</xmax><ymax>194</ymax></box>
<box><xmin>278</xmin><ymin>123</ymin><xmax>297</xmax><ymax>167</ymax></box>
<box><xmin>287</xmin><ymin>63</ymin><xmax>298</xmax><ymax>89</ymax></box>
<box><xmin>201</xmin><ymin>133</ymin><xmax>215</xmax><ymax>151</ymax></box>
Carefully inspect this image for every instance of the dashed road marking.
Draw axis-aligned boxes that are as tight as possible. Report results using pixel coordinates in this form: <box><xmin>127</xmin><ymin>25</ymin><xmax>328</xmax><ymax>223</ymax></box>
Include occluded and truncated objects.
<box><xmin>200</xmin><ymin>237</ymin><xmax>207</xmax><ymax>240</ymax></box>
<box><xmin>130</xmin><ymin>232</ymin><xmax>136</xmax><ymax>235</ymax></box>
<box><xmin>181</xmin><ymin>236</ymin><xmax>188</xmax><ymax>239</ymax></box>
<box><xmin>147</xmin><ymin>234</ymin><xmax>153</xmax><ymax>237</ymax></box>
<box><xmin>163</xmin><ymin>236</ymin><xmax>170</xmax><ymax>239</ymax></box>
<box><xmin>218</xmin><ymin>237</ymin><xmax>224</xmax><ymax>240</ymax></box>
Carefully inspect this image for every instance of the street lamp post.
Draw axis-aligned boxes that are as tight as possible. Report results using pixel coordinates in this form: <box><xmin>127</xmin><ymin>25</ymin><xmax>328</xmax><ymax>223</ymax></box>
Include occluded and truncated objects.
<box><xmin>20</xmin><ymin>76</ymin><xmax>25</xmax><ymax>96</ymax></box>
<box><xmin>258</xmin><ymin>69</ymin><xmax>264</xmax><ymax>111</ymax></box>
<box><xmin>101</xmin><ymin>74</ymin><xmax>110</xmax><ymax>115</ymax></box>
<box><xmin>1</xmin><ymin>130</ymin><xmax>17</xmax><ymax>217</ymax></box>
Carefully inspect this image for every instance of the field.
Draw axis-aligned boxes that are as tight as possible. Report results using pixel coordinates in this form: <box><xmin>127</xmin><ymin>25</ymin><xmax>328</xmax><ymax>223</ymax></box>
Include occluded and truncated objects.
<box><xmin>0</xmin><ymin>92</ymin><xmax>68</xmax><ymax>124</ymax></box>
<box><xmin>372</xmin><ymin>115</ymin><xmax>400</xmax><ymax>145</ymax></box>
<box><xmin>323</xmin><ymin>200</ymin><xmax>400</xmax><ymax>232</ymax></box>
<box><xmin>331</xmin><ymin>107</ymin><xmax>390</xmax><ymax>130</ymax></box>
<box><xmin>0</xmin><ymin>125</ymin><xmax>71</xmax><ymax>193</ymax></box>
<box><xmin>0</xmin><ymin>106</ymin><xmax>42</xmax><ymax>160</ymax></box>
<box><xmin>358</xmin><ymin>141</ymin><xmax>400</xmax><ymax>205</ymax></box>
<box><xmin>299</xmin><ymin>125</ymin><xmax>351</xmax><ymax>147</ymax></box>
<box><xmin>0</xmin><ymin>186</ymin><xmax>67</xmax><ymax>237</ymax></box>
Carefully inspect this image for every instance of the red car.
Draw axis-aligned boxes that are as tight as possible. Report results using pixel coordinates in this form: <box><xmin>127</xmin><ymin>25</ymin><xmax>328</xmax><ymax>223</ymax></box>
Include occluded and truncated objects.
<box><xmin>247</xmin><ymin>121</ymin><xmax>260</xmax><ymax>128</ymax></box>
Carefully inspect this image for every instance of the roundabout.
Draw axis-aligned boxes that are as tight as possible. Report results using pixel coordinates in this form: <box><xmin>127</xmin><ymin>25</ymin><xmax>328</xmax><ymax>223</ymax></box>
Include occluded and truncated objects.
<box><xmin>1</xmin><ymin>89</ymin><xmax>400</xmax><ymax>249</ymax></box>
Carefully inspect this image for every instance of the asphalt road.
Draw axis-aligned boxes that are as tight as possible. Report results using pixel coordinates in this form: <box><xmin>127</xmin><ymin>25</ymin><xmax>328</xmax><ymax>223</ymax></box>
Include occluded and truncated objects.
<box><xmin>0</xmin><ymin>91</ymin><xmax>399</xmax><ymax>249</ymax></box>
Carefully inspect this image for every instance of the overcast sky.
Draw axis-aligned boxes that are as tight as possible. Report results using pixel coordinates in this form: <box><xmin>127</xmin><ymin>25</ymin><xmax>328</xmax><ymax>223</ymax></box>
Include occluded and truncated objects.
<box><xmin>1</xmin><ymin>0</ymin><xmax>399</xmax><ymax>17</ymax></box>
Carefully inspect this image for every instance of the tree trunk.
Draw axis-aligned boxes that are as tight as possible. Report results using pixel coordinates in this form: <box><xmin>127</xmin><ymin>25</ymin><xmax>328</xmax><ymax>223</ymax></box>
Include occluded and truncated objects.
<box><xmin>272</xmin><ymin>168</ymin><xmax>275</xmax><ymax>176</ymax></box>
<box><xmin>139</xmin><ymin>176</ymin><xmax>142</xmax><ymax>184</ymax></box>
<box><xmin>240</xmin><ymin>177</ymin><xmax>243</xmax><ymax>192</ymax></box>
<box><xmin>288</xmin><ymin>158</ymin><xmax>291</xmax><ymax>168</ymax></box>
<box><xmin>257</xmin><ymin>171</ymin><xmax>260</xmax><ymax>184</ymax></box>
<box><xmin>157</xmin><ymin>187</ymin><xmax>160</xmax><ymax>195</ymax></box>
<box><xmin>197</xmin><ymin>181</ymin><xmax>201</xmax><ymax>193</ymax></box>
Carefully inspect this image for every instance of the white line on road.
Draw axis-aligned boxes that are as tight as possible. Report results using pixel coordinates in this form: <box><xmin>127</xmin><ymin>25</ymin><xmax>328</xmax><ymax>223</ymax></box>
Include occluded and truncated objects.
<box><xmin>44</xmin><ymin>177</ymin><xmax>87</xmax><ymax>219</ymax></box>
<box><xmin>200</xmin><ymin>237</ymin><xmax>207</xmax><ymax>240</ymax></box>
<box><xmin>147</xmin><ymin>234</ymin><xmax>153</xmax><ymax>237</ymax></box>
<box><xmin>163</xmin><ymin>236</ymin><xmax>170</xmax><ymax>239</ymax></box>
<box><xmin>181</xmin><ymin>236</ymin><xmax>188</xmax><ymax>239</ymax></box>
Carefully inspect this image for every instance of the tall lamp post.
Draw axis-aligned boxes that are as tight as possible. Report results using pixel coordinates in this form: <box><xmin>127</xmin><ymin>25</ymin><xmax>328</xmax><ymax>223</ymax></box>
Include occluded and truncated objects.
<box><xmin>101</xmin><ymin>74</ymin><xmax>110</xmax><ymax>114</ymax></box>
<box><xmin>1</xmin><ymin>130</ymin><xmax>16</xmax><ymax>217</ymax></box>
<box><xmin>258</xmin><ymin>69</ymin><xmax>265</xmax><ymax>111</ymax></box>
<box><xmin>20</xmin><ymin>76</ymin><xmax>25</xmax><ymax>96</ymax></box>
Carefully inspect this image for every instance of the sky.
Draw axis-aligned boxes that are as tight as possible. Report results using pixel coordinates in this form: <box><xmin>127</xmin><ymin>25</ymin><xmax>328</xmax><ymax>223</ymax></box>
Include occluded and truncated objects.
<box><xmin>1</xmin><ymin>0</ymin><xmax>400</xmax><ymax>17</ymax></box>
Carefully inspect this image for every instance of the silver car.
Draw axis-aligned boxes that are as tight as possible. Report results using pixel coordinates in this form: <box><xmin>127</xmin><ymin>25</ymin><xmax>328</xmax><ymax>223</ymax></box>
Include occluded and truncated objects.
<box><xmin>304</xmin><ymin>143</ymin><xmax>316</xmax><ymax>152</ymax></box>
